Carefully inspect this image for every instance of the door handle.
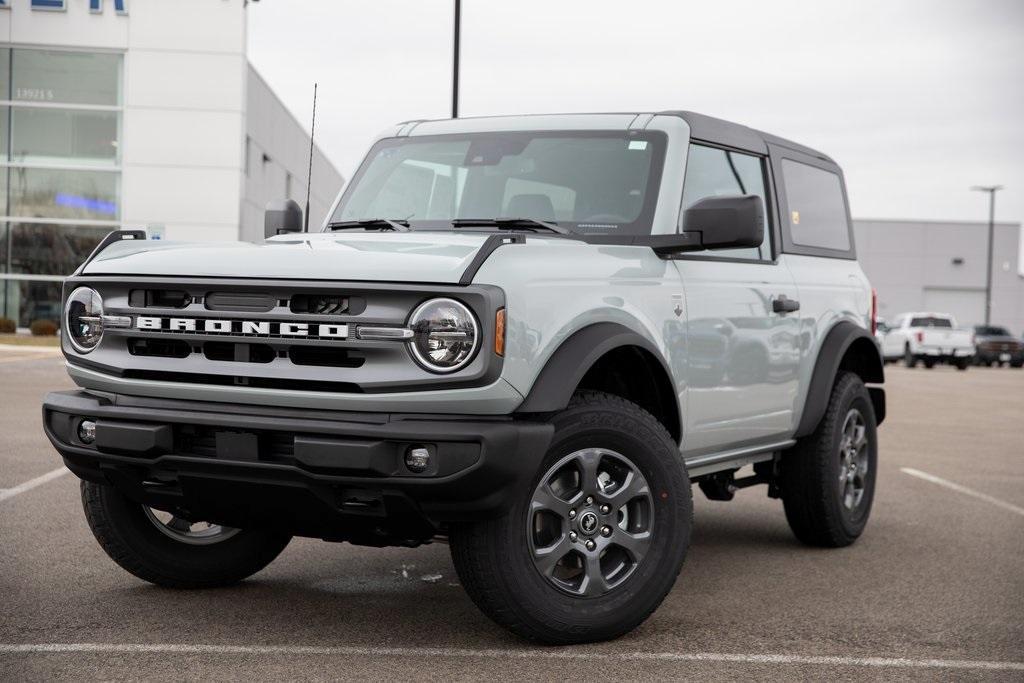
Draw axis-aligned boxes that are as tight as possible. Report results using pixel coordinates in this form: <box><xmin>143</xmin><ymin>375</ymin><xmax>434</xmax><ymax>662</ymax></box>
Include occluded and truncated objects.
<box><xmin>772</xmin><ymin>295</ymin><xmax>800</xmax><ymax>314</ymax></box>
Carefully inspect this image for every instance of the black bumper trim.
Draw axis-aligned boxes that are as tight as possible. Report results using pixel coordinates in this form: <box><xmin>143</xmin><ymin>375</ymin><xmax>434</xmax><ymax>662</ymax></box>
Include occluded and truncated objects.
<box><xmin>43</xmin><ymin>390</ymin><xmax>553</xmax><ymax>543</ymax></box>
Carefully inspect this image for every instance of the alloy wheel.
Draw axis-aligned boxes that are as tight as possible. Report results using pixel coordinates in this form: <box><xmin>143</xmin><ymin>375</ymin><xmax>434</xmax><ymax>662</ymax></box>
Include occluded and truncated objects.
<box><xmin>527</xmin><ymin>448</ymin><xmax>654</xmax><ymax>597</ymax></box>
<box><xmin>838</xmin><ymin>409</ymin><xmax>869</xmax><ymax>512</ymax></box>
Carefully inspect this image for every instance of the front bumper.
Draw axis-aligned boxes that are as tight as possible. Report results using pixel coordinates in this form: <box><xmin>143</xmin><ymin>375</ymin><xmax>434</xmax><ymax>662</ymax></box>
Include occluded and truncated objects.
<box><xmin>43</xmin><ymin>390</ymin><xmax>552</xmax><ymax>545</ymax></box>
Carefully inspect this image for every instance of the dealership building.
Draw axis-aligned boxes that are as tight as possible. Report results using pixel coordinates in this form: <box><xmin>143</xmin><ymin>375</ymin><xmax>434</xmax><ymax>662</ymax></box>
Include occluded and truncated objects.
<box><xmin>0</xmin><ymin>0</ymin><xmax>342</xmax><ymax>327</ymax></box>
<box><xmin>854</xmin><ymin>219</ymin><xmax>1024</xmax><ymax>336</ymax></box>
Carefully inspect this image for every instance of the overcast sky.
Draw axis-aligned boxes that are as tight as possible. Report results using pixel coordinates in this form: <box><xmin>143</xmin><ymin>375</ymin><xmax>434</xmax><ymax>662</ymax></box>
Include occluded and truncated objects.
<box><xmin>248</xmin><ymin>0</ymin><xmax>1024</xmax><ymax>236</ymax></box>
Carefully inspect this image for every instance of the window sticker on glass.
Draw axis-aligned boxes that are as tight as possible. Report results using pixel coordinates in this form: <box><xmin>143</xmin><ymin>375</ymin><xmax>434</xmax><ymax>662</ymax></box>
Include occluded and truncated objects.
<box><xmin>628</xmin><ymin>140</ymin><xmax>648</xmax><ymax>150</ymax></box>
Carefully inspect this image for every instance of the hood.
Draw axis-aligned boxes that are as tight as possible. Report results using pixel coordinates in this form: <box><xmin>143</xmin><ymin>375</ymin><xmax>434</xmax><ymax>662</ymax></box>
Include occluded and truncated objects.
<box><xmin>81</xmin><ymin>232</ymin><xmax>498</xmax><ymax>284</ymax></box>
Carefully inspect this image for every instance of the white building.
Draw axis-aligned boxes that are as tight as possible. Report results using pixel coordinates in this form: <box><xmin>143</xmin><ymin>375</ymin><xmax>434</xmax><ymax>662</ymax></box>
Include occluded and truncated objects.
<box><xmin>0</xmin><ymin>0</ymin><xmax>343</xmax><ymax>327</ymax></box>
<box><xmin>854</xmin><ymin>219</ymin><xmax>1024</xmax><ymax>335</ymax></box>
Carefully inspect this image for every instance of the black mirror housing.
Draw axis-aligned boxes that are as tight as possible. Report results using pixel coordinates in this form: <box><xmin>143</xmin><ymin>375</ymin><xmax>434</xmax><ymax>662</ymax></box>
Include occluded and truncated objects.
<box><xmin>681</xmin><ymin>194</ymin><xmax>764</xmax><ymax>251</ymax></box>
<box><xmin>264</xmin><ymin>199</ymin><xmax>303</xmax><ymax>239</ymax></box>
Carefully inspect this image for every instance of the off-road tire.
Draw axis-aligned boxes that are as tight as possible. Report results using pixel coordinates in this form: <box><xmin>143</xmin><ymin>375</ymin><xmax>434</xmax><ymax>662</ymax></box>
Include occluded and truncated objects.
<box><xmin>781</xmin><ymin>372</ymin><xmax>878</xmax><ymax>547</ymax></box>
<box><xmin>449</xmin><ymin>391</ymin><xmax>692</xmax><ymax>645</ymax></box>
<box><xmin>81</xmin><ymin>481</ymin><xmax>291</xmax><ymax>588</ymax></box>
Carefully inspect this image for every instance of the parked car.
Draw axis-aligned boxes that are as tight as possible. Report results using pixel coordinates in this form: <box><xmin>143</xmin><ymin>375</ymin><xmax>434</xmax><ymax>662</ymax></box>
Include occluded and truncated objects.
<box><xmin>881</xmin><ymin>312</ymin><xmax>974</xmax><ymax>370</ymax></box>
<box><xmin>43</xmin><ymin>111</ymin><xmax>885</xmax><ymax>645</ymax></box>
<box><xmin>972</xmin><ymin>325</ymin><xmax>1024</xmax><ymax>368</ymax></box>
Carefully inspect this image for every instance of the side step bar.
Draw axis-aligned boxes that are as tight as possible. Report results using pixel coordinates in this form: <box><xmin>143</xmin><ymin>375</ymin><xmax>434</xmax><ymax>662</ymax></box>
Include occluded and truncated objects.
<box><xmin>684</xmin><ymin>440</ymin><xmax>795</xmax><ymax>479</ymax></box>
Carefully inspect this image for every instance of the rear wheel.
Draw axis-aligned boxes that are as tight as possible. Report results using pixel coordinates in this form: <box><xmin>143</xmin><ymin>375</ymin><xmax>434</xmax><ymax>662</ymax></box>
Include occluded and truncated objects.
<box><xmin>449</xmin><ymin>391</ymin><xmax>691</xmax><ymax>644</ymax></box>
<box><xmin>781</xmin><ymin>372</ymin><xmax>877</xmax><ymax>547</ymax></box>
<box><xmin>955</xmin><ymin>358</ymin><xmax>970</xmax><ymax>371</ymax></box>
<box><xmin>81</xmin><ymin>481</ymin><xmax>291</xmax><ymax>588</ymax></box>
<box><xmin>923</xmin><ymin>358</ymin><xmax>936</xmax><ymax>369</ymax></box>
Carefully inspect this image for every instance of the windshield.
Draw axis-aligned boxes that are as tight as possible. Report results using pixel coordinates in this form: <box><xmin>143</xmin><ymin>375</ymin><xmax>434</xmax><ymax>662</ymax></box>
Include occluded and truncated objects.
<box><xmin>910</xmin><ymin>317</ymin><xmax>953</xmax><ymax>328</ymax></box>
<box><xmin>329</xmin><ymin>131</ymin><xmax>667</xmax><ymax>235</ymax></box>
<box><xmin>974</xmin><ymin>326</ymin><xmax>1010</xmax><ymax>336</ymax></box>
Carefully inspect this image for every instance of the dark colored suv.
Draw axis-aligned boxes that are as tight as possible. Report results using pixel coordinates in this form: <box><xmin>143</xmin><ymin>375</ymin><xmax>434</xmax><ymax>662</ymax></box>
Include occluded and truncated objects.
<box><xmin>972</xmin><ymin>326</ymin><xmax>1024</xmax><ymax>367</ymax></box>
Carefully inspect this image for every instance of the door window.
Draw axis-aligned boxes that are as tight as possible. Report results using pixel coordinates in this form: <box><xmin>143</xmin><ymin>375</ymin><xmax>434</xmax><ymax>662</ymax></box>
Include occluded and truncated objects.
<box><xmin>680</xmin><ymin>144</ymin><xmax>770</xmax><ymax>260</ymax></box>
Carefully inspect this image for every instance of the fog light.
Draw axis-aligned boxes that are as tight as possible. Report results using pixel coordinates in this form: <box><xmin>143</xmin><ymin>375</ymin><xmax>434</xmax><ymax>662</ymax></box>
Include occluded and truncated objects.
<box><xmin>405</xmin><ymin>446</ymin><xmax>430</xmax><ymax>473</ymax></box>
<box><xmin>78</xmin><ymin>420</ymin><xmax>97</xmax><ymax>444</ymax></box>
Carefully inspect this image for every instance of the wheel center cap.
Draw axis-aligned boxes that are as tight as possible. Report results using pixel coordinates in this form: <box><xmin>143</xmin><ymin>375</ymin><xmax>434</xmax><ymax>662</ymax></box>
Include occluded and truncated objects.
<box><xmin>578</xmin><ymin>510</ymin><xmax>599</xmax><ymax>535</ymax></box>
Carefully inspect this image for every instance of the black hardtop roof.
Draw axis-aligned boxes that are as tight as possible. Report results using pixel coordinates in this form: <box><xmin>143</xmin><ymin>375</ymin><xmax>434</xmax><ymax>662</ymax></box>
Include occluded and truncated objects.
<box><xmin>397</xmin><ymin>110</ymin><xmax>836</xmax><ymax>165</ymax></box>
<box><xmin>659</xmin><ymin>110</ymin><xmax>835</xmax><ymax>163</ymax></box>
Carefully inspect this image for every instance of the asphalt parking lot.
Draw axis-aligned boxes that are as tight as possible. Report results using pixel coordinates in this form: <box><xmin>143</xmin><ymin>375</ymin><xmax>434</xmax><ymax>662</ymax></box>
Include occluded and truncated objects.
<box><xmin>1</xmin><ymin>351</ymin><xmax>1022</xmax><ymax>681</ymax></box>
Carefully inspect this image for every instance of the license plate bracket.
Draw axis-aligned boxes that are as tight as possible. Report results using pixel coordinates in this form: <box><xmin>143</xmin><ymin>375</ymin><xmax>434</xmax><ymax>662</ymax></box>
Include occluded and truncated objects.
<box><xmin>215</xmin><ymin>431</ymin><xmax>259</xmax><ymax>461</ymax></box>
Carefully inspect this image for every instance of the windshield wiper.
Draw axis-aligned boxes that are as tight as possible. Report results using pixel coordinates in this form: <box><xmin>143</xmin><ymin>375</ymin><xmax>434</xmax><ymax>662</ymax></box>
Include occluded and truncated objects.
<box><xmin>450</xmin><ymin>217</ymin><xmax>573</xmax><ymax>235</ymax></box>
<box><xmin>326</xmin><ymin>219</ymin><xmax>410</xmax><ymax>232</ymax></box>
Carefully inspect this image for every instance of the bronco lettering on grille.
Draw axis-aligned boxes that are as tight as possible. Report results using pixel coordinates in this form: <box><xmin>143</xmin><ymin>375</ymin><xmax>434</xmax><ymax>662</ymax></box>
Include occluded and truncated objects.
<box><xmin>134</xmin><ymin>316</ymin><xmax>348</xmax><ymax>339</ymax></box>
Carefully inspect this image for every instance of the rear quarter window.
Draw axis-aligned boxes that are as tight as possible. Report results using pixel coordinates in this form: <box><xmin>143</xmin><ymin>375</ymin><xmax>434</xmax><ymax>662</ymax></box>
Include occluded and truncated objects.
<box><xmin>781</xmin><ymin>159</ymin><xmax>851</xmax><ymax>252</ymax></box>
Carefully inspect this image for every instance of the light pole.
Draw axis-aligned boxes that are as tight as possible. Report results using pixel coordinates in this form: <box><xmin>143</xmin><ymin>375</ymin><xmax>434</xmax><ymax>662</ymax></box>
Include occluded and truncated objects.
<box><xmin>452</xmin><ymin>0</ymin><xmax>461</xmax><ymax>118</ymax></box>
<box><xmin>970</xmin><ymin>185</ymin><xmax>1003</xmax><ymax>325</ymax></box>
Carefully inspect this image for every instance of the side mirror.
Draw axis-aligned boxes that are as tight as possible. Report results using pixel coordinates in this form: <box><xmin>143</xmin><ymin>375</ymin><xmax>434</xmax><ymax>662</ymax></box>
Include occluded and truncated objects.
<box><xmin>647</xmin><ymin>194</ymin><xmax>764</xmax><ymax>257</ymax></box>
<box><xmin>682</xmin><ymin>194</ymin><xmax>764</xmax><ymax>250</ymax></box>
<box><xmin>264</xmin><ymin>199</ymin><xmax>303</xmax><ymax>239</ymax></box>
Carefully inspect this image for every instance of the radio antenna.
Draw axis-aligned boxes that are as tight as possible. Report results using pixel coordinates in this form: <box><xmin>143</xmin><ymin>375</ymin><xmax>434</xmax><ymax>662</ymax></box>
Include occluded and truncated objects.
<box><xmin>304</xmin><ymin>82</ymin><xmax>318</xmax><ymax>232</ymax></box>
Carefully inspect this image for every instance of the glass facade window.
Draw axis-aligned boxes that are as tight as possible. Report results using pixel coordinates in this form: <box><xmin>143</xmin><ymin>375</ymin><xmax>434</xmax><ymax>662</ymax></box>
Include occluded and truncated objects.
<box><xmin>11</xmin><ymin>49</ymin><xmax>121</xmax><ymax>106</ymax></box>
<box><xmin>0</xmin><ymin>279</ymin><xmax>64</xmax><ymax>328</ymax></box>
<box><xmin>8</xmin><ymin>167</ymin><xmax>119</xmax><ymax>220</ymax></box>
<box><xmin>3</xmin><ymin>223</ymin><xmax>108</xmax><ymax>275</ymax></box>
<box><xmin>0</xmin><ymin>49</ymin><xmax>9</xmax><ymax>102</ymax></box>
<box><xmin>0</xmin><ymin>47</ymin><xmax>123</xmax><ymax>328</ymax></box>
<box><xmin>10</xmin><ymin>107</ymin><xmax>119</xmax><ymax>165</ymax></box>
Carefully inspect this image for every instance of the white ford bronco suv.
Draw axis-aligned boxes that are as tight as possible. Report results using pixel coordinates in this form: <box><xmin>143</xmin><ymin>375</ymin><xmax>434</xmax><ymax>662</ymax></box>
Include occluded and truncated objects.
<box><xmin>44</xmin><ymin>112</ymin><xmax>885</xmax><ymax>644</ymax></box>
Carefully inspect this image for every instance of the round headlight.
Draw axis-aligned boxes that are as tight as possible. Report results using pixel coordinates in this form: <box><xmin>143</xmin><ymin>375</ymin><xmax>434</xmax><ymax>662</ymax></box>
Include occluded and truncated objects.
<box><xmin>408</xmin><ymin>298</ymin><xmax>479</xmax><ymax>373</ymax></box>
<box><xmin>65</xmin><ymin>287</ymin><xmax>104</xmax><ymax>353</ymax></box>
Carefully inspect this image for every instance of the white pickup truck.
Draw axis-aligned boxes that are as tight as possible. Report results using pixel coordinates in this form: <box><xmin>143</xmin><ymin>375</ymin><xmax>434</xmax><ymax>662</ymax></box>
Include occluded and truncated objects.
<box><xmin>881</xmin><ymin>312</ymin><xmax>975</xmax><ymax>369</ymax></box>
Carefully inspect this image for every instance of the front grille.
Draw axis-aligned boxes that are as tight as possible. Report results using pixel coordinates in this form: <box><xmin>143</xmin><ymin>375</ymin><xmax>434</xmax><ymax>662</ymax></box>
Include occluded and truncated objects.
<box><xmin>290</xmin><ymin>293</ymin><xmax>365</xmax><ymax>315</ymax></box>
<box><xmin>205</xmin><ymin>292</ymin><xmax>276</xmax><ymax>312</ymax></box>
<box><xmin>127</xmin><ymin>338</ymin><xmax>191</xmax><ymax>359</ymax></box>
<box><xmin>68</xmin><ymin>277</ymin><xmax>503</xmax><ymax>394</ymax></box>
<box><xmin>289</xmin><ymin>346</ymin><xmax>364</xmax><ymax>368</ymax></box>
<box><xmin>202</xmin><ymin>341</ymin><xmax>276</xmax><ymax>364</ymax></box>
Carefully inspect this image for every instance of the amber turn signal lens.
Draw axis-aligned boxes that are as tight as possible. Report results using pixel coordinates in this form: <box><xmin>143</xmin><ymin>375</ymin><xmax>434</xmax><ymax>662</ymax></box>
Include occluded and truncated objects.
<box><xmin>495</xmin><ymin>308</ymin><xmax>506</xmax><ymax>356</ymax></box>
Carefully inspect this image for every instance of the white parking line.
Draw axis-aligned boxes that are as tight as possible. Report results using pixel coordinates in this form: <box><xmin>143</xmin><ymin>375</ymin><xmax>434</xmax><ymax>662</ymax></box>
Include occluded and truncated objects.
<box><xmin>901</xmin><ymin>468</ymin><xmax>1024</xmax><ymax>517</ymax></box>
<box><xmin>0</xmin><ymin>467</ymin><xmax>70</xmax><ymax>503</ymax></box>
<box><xmin>0</xmin><ymin>643</ymin><xmax>1021</xmax><ymax>671</ymax></box>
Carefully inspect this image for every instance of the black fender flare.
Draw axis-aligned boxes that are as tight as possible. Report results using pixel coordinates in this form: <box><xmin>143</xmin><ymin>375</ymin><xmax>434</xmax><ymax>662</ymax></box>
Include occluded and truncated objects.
<box><xmin>795</xmin><ymin>321</ymin><xmax>885</xmax><ymax>437</ymax></box>
<box><xmin>516</xmin><ymin>322</ymin><xmax>678</xmax><ymax>418</ymax></box>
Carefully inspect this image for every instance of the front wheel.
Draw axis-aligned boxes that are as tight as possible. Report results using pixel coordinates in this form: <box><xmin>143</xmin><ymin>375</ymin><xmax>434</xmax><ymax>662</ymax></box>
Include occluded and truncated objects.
<box><xmin>450</xmin><ymin>391</ymin><xmax>691</xmax><ymax>644</ymax></box>
<box><xmin>81</xmin><ymin>481</ymin><xmax>291</xmax><ymax>588</ymax></box>
<box><xmin>781</xmin><ymin>372</ymin><xmax>878</xmax><ymax>547</ymax></box>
